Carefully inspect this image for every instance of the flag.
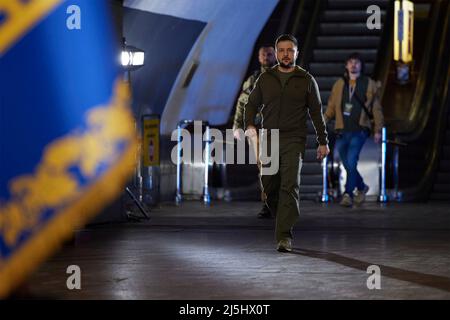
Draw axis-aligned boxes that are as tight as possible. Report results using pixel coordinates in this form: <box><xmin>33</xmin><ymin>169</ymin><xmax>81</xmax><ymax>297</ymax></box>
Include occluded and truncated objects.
<box><xmin>0</xmin><ymin>0</ymin><xmax>137</xmax><ymax>297</ymax></box>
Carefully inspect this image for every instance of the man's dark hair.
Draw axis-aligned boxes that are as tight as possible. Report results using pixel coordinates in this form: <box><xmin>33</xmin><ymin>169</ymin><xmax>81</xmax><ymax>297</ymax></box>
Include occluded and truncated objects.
<box><xmin>345</xmin><ymin>52</ymin><xmax>365</xmax><ymax>73</ymax></box>
<box><xmin>259</xmin><ymin>45</ymin><xmax>274</xmax><ymax>51</ymax></box>
<box><xmin>275</xmin><ymin>34</ymin><xmax>298</xmax><ymax>48</ymax></box>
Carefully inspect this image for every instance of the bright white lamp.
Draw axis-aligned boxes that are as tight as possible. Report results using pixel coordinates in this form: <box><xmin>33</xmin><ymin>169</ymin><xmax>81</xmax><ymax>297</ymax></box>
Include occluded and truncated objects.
<box><xmin>121</xmin><ymin>39</ymin><xmax>145</xmax><ymax>70</ymax></box>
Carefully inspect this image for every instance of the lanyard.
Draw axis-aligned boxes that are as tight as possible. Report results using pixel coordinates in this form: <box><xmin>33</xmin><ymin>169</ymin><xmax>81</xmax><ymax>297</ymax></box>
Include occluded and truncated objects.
<box><xmin>348</xmin><ymin>82</ymin><xmax>356</xmax><ymax>101</ymax></box>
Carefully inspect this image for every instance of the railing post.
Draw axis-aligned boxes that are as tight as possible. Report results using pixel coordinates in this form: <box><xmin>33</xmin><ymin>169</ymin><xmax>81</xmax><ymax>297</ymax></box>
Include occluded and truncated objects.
<box><xmin>203</xmin><ymin>123</ymin><xmax>211</xmax><ymax>205</ymax></box>
<box><xmin>393</xmin><ymin>143</ymin><xmax>400</xmax><ymax>200</ymax></box>
<box><xmin>321</xmin><ymin>156</ymin><xmax>329</xmax><ymax>202</ymax></box>
<box><xmin>175</xmin><ymin>120</ymin><xmax>212</xmax><ymax>205</ymax></box>
<box><xmin>379</xmin><ymin>126</ymin><xmax>388</xmax><ymax>203</ymax></box>
<box><xmin>175</xmin><ymin>122</ymin><xmax>183</xmax><ymax>205</ymax></box>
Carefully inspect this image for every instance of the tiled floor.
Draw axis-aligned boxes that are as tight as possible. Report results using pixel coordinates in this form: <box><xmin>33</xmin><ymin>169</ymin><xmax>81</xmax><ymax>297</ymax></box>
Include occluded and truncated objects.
<box><xmin>25</xmin><ymin>201</ymin><xmax>450</xmax><ymax>299</ymax></box>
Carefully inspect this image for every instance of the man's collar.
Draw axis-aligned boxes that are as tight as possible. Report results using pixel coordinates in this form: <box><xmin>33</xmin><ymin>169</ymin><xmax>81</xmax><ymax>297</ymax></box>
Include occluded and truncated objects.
<box><xmin>268</xmin><ymin>64</ymin><xmax>308</xmax><ymax>77</ymax></box>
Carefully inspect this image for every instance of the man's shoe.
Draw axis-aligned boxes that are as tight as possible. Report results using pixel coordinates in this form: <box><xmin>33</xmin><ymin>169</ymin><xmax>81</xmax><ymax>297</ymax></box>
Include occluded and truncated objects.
<box><xmin>354</xmin><ymin>184</ymin><xmax>369</xmax><ymax>205</ymax></box>
<box><xmin>339</xmin><ymin>193</ymin><xmax>353</xmax><ymax>207</ymax></box>
<box><xmin>257</xmin><ymin>204</ymin><xmax>272</xmax><ymax>219</ymax></box>
<box><xmin>277</xmin><ymin>239</ymin><xmax>292</xmax><ymax>252</ymax></box>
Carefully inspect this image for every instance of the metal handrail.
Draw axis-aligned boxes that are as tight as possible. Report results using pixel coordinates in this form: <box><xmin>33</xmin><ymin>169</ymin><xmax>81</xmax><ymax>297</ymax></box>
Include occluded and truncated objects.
<box><xmin>396</xmin><ymin>2</ymin><xmax>450</xmax><ymax>201</ymax></box>
<box><xmin>396</xmin><ymin>0</ymin><xmax>447</xmax><ymax>139</ymax></box>
<box><xmin>299</xmin><ymin>0</ymin><xmax>322</xmax><ymax>68</ymax></box>
<box><xmin>373</xmin><ymin>0</ymin><xmax>394</xmax><ymax>99</ymax></box>
<box><xmin>290</xmin><ymin>0</ymin><xmax>306</xmax><ymax>36</ymax></box>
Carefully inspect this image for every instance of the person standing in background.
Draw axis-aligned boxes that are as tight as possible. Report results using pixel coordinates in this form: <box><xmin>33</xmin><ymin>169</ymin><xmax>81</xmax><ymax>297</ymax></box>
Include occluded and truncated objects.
<box><xmin>324</xmin><ymin>52</ymin><xmax>384</xmax><ymax>207</ymax></box>
<box><xmin>232</xmin><ymin>46</ymin><xmax>276</xmax><ymax>219</ymax></box>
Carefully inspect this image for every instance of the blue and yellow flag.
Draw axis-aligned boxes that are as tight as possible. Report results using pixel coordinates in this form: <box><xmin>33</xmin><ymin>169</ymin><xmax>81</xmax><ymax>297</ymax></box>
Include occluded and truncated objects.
<box><xmin>0</xmin><ymin>0</ymin><xmax>136</xmax><ymax>297</ymax></box>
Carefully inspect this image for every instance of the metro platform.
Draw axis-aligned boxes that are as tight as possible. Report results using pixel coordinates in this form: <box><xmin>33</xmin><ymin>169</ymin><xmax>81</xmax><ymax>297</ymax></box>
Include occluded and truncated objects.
<box><xmin>25</xmin><ymin>201</ymin><xmax>450</xmax><ymax>300</ymax></box>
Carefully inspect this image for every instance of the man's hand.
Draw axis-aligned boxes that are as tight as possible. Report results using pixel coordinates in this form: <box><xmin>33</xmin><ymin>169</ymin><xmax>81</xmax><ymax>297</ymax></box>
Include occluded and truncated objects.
<box><xmin>374</xmin><ymin>132</ymin><xmax>382</xmax><ymax>144</ymax></box>
<box><xmin>244</xmin><ymin>125</ymin><xmax>257</xmax><ymax>138</ymax></box>
<box><xmin>233</xmin><ymin>129</ymin><xmax>243</xmax><ymax>141</ymax></box>
<box><xmin>317</xmin><ymin>145</ymin><xmax>330</xmax><ymax>161</ymax></box>
<box><xmin>245</xmin><ymin>125</ymin><xmax>258</xmax><ymax>165</ymax></box>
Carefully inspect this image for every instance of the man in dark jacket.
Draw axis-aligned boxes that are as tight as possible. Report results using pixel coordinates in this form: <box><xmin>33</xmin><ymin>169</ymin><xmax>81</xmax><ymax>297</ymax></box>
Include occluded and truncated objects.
<box><xmin>244</xmin><ymin>34</ymin><xmax>329</xmax><ymax>252</ymax></box>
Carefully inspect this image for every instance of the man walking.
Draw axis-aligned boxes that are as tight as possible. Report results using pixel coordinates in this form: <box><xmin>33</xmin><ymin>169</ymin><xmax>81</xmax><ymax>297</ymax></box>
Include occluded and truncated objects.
<box><xmin>244</xmin><ymin>34</ymin><xmax>329</xmax><ymax>252</ymax></box>
<box><xmin>232</xmin><ymin>46</ymin><xmax>276</xmax><ymax>219</ymax></box>
<box><xmin>324</xmin><ymin>52</ymin><xmax>384</xmax><ymax>207</ymax></box>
